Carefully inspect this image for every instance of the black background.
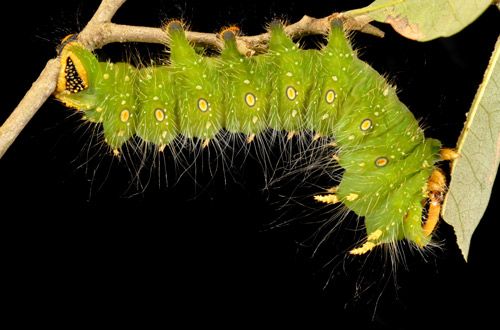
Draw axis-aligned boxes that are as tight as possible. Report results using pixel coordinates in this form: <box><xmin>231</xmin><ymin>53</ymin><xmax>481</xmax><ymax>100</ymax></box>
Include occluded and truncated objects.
<box><xmin>1</xmin><ymin>0</ymin><xmax>499</xmax><ymax>328</ymax></box>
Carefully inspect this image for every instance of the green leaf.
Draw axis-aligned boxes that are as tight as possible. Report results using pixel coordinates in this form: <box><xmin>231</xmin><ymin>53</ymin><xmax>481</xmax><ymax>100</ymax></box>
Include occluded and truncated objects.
<box><xmin>346</xmin><ymin>0</ymin><xmax>493</xmax><ymax>41</ymax></box>
<box><xmin>442</xmin><ymin>36</ymin><xmax>500</xmax><ymax>261</ymax></box>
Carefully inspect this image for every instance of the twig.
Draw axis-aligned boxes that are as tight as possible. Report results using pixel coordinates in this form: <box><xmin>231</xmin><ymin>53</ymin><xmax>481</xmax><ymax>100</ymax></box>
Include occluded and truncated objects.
<box><xmin>75</xmin><ymin>14</ymin><xmax>384</xmax><ymax>56</ymax></box>
<box><xmin>0</xmin><ymin>1</ymin><xmax>383</xmax><ymax>158</ymax></box>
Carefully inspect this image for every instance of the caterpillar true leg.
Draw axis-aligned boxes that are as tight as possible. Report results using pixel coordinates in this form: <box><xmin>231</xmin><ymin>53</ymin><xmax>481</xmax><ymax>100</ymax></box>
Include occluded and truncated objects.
<box><xmin>421</xmin><ymin>149</ymin><xmax>458</xmax><ymax>237</ymax></box>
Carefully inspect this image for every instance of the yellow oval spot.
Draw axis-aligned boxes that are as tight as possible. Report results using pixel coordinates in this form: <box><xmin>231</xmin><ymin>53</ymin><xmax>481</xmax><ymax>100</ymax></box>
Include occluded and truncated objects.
<box><xmin>375</xmin><ymin>157</ymin><xmax>388</xmax><ymax>168</ymax></box>
<box><xmin>286</xmin><ymin>86</ymin><xmax>297</xmax><ymax>101</ymax></box>
<box><xmin>325</xmin><ymin>89</ymin><xmax>336</xmax><ymax>104</ymax></box>
<box><xmin>154</xmin><ymin>108</ymin><xmax>165</xmax><ymax>122</ymax></box>
<box><xmin>120</xmin><ymin>109</ymin><xmax>130</xmax><ymax>123</ymax></box>
<box><xmin>360</xmin><ymin>118</ymin><xmax>372</xmax><ymax>131</ymax></box>
<box><xmin>197</xmin><ymin>98</ymin><xmax>209</xmax><ymax>112</ymax></box>
<box><xmin>245</xmin><ymin>92</ymin><xmax>256</xmax><ymax>107</ymax></box>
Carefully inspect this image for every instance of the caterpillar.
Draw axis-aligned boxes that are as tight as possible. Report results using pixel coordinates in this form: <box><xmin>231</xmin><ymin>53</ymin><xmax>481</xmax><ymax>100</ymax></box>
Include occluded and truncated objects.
<box><xmin>54</xmin><ymin>19</ymin><xmax>453</xmax><ymax>254</ymax></box>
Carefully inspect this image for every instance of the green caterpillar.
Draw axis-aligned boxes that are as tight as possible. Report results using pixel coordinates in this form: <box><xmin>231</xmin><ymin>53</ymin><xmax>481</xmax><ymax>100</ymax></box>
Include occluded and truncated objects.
<box><xmin>54</xmin><ymin>20</ymin><xmax>447</xmax><ymax>254</ymax></box>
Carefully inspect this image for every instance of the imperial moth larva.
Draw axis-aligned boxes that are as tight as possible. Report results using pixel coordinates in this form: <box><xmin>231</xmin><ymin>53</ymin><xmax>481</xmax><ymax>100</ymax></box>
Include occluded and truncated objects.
<box><xmin>53</xmin><ymin>19</ymin><xmax>447</xmax><ymax>253</ymax></box>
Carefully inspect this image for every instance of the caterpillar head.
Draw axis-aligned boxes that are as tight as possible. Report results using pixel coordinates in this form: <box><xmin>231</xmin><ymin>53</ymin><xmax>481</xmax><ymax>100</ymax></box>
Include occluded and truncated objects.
<box><xmin>54</xmin><ymin>37</ymin><xmax>99</xmax><ymax>111</ymax></box>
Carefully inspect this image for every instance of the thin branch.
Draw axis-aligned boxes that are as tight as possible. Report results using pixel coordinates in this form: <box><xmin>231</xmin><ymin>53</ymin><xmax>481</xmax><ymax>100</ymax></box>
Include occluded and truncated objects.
<box><xmin>79</xmin><ymin>14</ymin><xmax>384</xmax><ymax>55</ymax></box>
<box><xmin>0</xmin><ymin>0</ymin><xmax>383</xmax><ymax>159</ymax></box>
<box><xmin>0</xmin><ymin>59</ymin><xmax>60</xmax><ymax>158</ymax></box>
<box><xmin>87</xmin><ymin>0</ymin><xmax>126</xmax><ymax>24</ymax></box>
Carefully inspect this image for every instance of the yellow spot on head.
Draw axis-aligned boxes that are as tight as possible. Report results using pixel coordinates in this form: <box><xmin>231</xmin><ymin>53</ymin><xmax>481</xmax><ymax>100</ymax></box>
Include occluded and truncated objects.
<box><xmin>360</xmin><ymin>118</ymin><xmax>373</xmax><ymax>131</ymax></box>
<box><xmin>375</xmin><ymin>156</ymin><xmax>388</xmax><ymax>167</ymax></box>
<box><xmin>325</xmin><ymin>89</ymin><xmax>336</xmax><ymax>104</ymax></box>
<box><xmin>286</xmin><ymin>86</ymin><xmax>297</xmax><ymax>101</ymax></box>
<box><xmin>197</xmin><ymin>98</ymin><xmax>209</xmax><ymax>112</ymax></box>
<box><xmin>120</xmin><ymin>109</ymin><xmax>130</xmax><ymax>123</ymax></box>
<box><xmin>244</xmin><ymin>92</ymin><xmax>256</xmax><ymax>107</ymax></box>
<box><xmin>154</xmin><ymin>108</ymin><xmax>165</xmax><ymax>122</ymax></box>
